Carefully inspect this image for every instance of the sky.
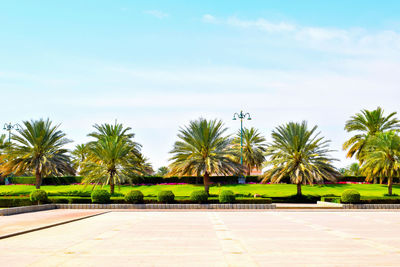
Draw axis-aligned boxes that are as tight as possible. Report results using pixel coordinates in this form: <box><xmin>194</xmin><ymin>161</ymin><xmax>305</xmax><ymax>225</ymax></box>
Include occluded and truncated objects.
<box><xmin>1</xmin><ymin>0</ymin><xmax>400</xmax><ymax>170</ymax></box>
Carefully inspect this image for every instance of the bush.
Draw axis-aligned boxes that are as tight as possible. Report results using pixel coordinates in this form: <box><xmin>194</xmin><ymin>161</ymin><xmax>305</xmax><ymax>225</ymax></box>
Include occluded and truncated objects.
<box><xmin>91</xmin><ymin>189</ymin><xmax>111</xmax><ymax>203</ymax></box>
<box><xmin>125</xmin><ymin>190</ymin><xmax>144</xmax><ymax>204</ymax></box>
<box><xmin>341</xmin><ymin>189</ymin><xmax>361</xmax><ymax>203</ymax></box>
<box><xmin>157</xmin><ymin>190</ymin><xmax>175</xmax><ymax>203</ymax></box>
<box><xmin>190</xmin><ymin>190</ymin><xmax>208</xmax><ymax>203</ymax></box>
<box><xmin>219</xmin><ymin>190</ymin><xmax>236</xmax><ymax>203</ymax></box>
<box><xmin>30</xmin><ymin>189</ymin><xmax>48</xmax><ymax>204</ymax></box>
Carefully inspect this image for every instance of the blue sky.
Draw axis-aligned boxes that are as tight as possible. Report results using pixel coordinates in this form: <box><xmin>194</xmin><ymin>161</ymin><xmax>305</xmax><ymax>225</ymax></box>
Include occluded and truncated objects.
<box><xmin>1</xmin><ymin>1</ymin><xmax>400</xmax><ymax>169</ymax></box>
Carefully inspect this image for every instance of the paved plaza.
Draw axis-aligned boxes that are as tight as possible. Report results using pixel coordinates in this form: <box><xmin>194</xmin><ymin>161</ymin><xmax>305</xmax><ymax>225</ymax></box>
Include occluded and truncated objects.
<box><xmin>1</xmin><ymin>210</ymin><xmax>400</xmax><ymax>266</ymax></box>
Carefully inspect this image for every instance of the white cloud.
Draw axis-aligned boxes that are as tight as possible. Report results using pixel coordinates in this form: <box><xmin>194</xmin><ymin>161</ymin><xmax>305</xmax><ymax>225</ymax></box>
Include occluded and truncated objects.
<box><xmin>144</xmin><ymin>10</ymin><xmax>169</xmax><ymax>19</ymax></box>
<box><xmin>226</xmin><ymin>17</ymin><xmax>296</xmax><ymax>32</ymax></box>
<box><xmin>202</xmin><ymin>14</ymin><xmax>217</xmax><ymax>23</ymax></box>
<box><xmin>202</xmin><ymin>15</ymin><xmax>400</xmax><ymax>55</ymax></box>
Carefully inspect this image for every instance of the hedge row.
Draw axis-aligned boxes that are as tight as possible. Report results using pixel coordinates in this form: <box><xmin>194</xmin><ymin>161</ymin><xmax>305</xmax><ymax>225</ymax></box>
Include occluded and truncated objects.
<box><xmin>8</xmin><ymin>176</ymin><xmax>83</xmax><ymax>185</ymax></box>
<box><xmin>6</xmin><ymin>176</ymin><xmax>260</xmax><ymax>185</ymax></box>
<box><xmin>8</xmin><ymin>175</ymin><xmax>400</xmax><ymax>185</ymax></box>
<box><xmin>0</xmin><ymin>196</ymin><xmax>273</xmax><ymax>207</ymax></box>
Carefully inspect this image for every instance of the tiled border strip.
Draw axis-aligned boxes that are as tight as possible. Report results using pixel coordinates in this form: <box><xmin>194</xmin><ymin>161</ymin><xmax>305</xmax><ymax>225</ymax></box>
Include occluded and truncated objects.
<box><xmin>55</xmin><ymin>204</ymin><xmax>277</xmax><ymax>209</ymax></box>
<box><xmin>343</xmin><ymin>204</ymin><xmax>400</xmax><ymax>209</ymax></box>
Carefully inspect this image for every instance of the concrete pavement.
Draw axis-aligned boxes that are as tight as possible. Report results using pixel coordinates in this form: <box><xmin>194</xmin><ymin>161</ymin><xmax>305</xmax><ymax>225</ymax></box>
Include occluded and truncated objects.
<box><xmin>1</xmin><ymin>211</ymin><xmax>400</xmax><ymax>266</ymax></box>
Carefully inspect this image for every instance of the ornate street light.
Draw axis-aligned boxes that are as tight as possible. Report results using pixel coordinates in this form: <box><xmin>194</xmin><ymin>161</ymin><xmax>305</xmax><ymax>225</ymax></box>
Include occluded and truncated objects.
<box><xmin>233</xmin><ymin>111</ymin><xmax>251</xmax><ymax>183</ymax></box>
<box><xmin>3</xmin><ymin>122</ymin><xmax>21</xmax><ymax>143</ymax></box>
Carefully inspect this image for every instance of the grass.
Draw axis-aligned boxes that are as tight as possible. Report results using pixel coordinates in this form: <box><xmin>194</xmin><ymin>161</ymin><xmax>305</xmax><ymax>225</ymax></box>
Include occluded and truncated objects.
<box><xmin>0</xmin><ymin>183</ymin><xmax>398</xmax><ymax>198</ymax></box>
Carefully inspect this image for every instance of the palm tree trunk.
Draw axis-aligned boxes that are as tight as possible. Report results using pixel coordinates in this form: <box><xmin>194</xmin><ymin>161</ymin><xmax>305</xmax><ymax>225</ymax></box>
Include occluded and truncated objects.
<box><xmin>296</xmin><ymin>183</ymin><xmax>302</xmax><ymax>196</ymax></box>
<box><xmin>388</xmin><ymin>176</ymin><xmax>393</xmax><ymax>196</ymax></box>
<box><xmin>246</xmin><ymin>164</ymin><xmax>251</xmax><ymax>176</ymax></box>
<box><xmin>110</xmin><ymin>173</ymin><xmax>115</xmax><ymax>195</ymax></box>
<box><xmin>380</xmin><ymin>177</ymin><xmax>383</xmax><ymax>184</ymax></box>
<box><xmin>204</xmin><ymin>172</ymin><xmax>210</xmax><ymax>195</ymax></box>
<box><xmin>35</xmin><ymin>168</ymin><xmax>42</xmax><ymax>189</ymax></box>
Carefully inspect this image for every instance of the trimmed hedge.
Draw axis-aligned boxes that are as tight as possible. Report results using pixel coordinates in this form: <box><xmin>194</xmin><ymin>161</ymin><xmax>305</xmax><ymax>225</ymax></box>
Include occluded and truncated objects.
<box><xmin>125</xmin><ymin>190</ymin><xmax>144</xmax><ymax>204</ymax></box>
<box><xmin>341</xmin><ymin>189</ymin><xmax>361</xmax><ymax>203</ymax></box>
<box><xmin>91</xmin><ymin>190</ymin><xmax>111</xmax><ymax>204</ymax></box>
<box><xmin>219</xmin><ymin>190</ymin><xmax>236</xmax><ymax>203</ymax></box>
<box><xmin>157</xmin><ymin>191</ymin><xmax>175</xmax><ymax>203</ymax></box>
<box><xmin>190</xmin><ymin>190</ymin><xmax>208</xmax><ymax>203</ymax></box>
<box><xmin>9</xmin><ymin>176</ymin><xmax>83</xmax><ymax>185</ymax></box>
<box><xmin>320</xmin><ymin>196</ymin><xmax>341</xmax><ymax>203</ymax></box>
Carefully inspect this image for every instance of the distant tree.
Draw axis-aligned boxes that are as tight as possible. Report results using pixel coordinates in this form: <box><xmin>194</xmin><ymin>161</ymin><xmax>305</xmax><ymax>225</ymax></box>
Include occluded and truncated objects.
<box><xmin>169</xmin><ymin>118</ymin><xmax>243</xmax><ymax>194</ymax></box>
<box><xmin>343</xmin><ymin>107</ymin><xmax>400</xmax><ymax>163</ymax></box>
<box><xmin>262</xmin><ymin>121</ymin><xmax>340</xmax><ymax>196</ymax></box>
<box><xmin>233</xmin><ymin>127</ymin><xmax>267</xmax><ymax>176</ymax></box>
<box><xmin>79</xmin><ymin>122</ymin><xmax>146</xmax><ymax>194</ymax></box>
<box><xmin>156</xmin><ymin>166</ymin><xmax>169</xmax><ymax>177</ymax></box>
<box><xmin>343</xmin><ymin>163</ymin><xmax>362</xmax><ymax>176</ymax></box>
<box><xmin>0</xmin><ymin>119</ymin><xmax>75</xmax><ymax>188</ymax></box>
<box><xmin>361</xmin><ymin>131</ymin><xmax>400</xmax><ymax>196</ymax></box>
<box><xmin>71</xmin><ymin>143</ymin><xmax>89</xmax><ymax>170</ymax></box>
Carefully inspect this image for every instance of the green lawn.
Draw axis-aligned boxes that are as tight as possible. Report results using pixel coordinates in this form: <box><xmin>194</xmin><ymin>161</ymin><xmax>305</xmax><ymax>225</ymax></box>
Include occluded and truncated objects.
<box><xmin>0</xmin><ymin>183</ymin><xmax>398</xmax><ymax>198</ymax></box>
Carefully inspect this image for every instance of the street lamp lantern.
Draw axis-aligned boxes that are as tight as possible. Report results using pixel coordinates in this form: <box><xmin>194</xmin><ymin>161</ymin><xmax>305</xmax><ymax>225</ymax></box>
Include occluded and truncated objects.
<box><xmin>3</xmin><ymin>122</ymin><xmax>21</xmax><ymax>143</ymax></box>
<box><xmin>233</xmin><ymin>110</ymin><xmax>251</xmax><ymax>183</ymax></box>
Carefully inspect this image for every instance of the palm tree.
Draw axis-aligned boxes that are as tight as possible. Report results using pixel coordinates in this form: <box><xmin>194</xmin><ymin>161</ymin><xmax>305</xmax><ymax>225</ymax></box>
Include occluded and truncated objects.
<box><xmin>233</xmin><ymin>127</ymin><xmax>266</xmax><ymax>176</ymax></box>
<box><xmin>168</xmin><ymin>118</ymin><xmax>243</xmax><ymax>194</ymax></box>
<box><xmin>361</xmin><ymin>131</ymin><xmax>400</xmax><ymax>196</ymax></box>
<box><xmin>71</xmin><ymin>143</ymin><xmax>89</xmax><ymax>170</ymax></box>
<box><xmin>343</xmin><ymin>163</ymin><xmax>362</xmax><ymax>176</ymax></box>
<box><xmin>156</xmin><ymin>166</ymin><xmax>169</xmax><ymax>177</ymax></box>
<box><xmin>79</xmin><ymin>122</ymin><xmax>144</xmax><ymax>194</ymax></box>
<box><xmin>343</xmin><ymin>107</ymin><xmax>400</xmax><ymax>163</ymax></box>
<box><xmin>261</xmin><ymin>121</ymin><xmax>340</xmax><ymax>196</ymax></box>
<box><xmin>0</xmin><ymin>119</ymin><xmax>75</xmax><ymax>189</ymax></box>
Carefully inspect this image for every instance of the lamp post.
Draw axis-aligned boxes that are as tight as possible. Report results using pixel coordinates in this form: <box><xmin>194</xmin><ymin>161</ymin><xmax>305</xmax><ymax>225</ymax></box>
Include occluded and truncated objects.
<box><xmin>233</xmin><ymin>111</ymin><xmax>251</xmax><ymax>183</ymax></box>
<box><xmin>3</xmin><ymin>122</ymin><xmax>21</xmax><ymax>143</ymax></box>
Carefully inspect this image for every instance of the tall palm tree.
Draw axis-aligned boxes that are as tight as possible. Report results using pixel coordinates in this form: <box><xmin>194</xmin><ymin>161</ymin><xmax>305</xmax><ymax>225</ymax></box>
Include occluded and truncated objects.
<box><xmin>168</xmin><ymin>118</ymin><xmax>243</xmax><ymax>194</ymax></box>
<box><xmin>343</xmin><ymin>107</ymin><xmax>400</xmax><ymax>163</ymax></box>
<box><xmin>79</xmin><ymin>122</ymin><xmax>143</xmax><ymax>194</ymax></box>
<box><xmin>361</xmin><ymin>131</ymin><xmax>400</xmax><ymax>196</ymax></box>
<box><xmin>0</xmin><ymin>119</ymin><xmax>75</xmax><ymax>189</ymax></box>
<box><xmin>262</xmin><ymin>121</ymin><xmax>340</xmax><ymax>196</ymax></box>
<box><xmin>233</xmin><ymin>127</ymin><xmax>267</xmax><ymax>175</ymax></box>
<box><xmin>71</xmin><ymin>143</ymin><xmax>89</xmax><ymax>170</ymax></box>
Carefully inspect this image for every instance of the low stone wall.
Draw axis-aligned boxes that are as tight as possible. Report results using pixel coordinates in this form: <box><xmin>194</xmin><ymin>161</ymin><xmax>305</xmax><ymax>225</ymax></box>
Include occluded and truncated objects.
<box><xmin>55</xmin><ymin>203</ymin><xmax>276</xmax><ymax>209</ymax></box>
<box><xmin>343</xmin><ymin>204</ymin><xmax>400</xmax><ymax>209</ymax></box>
<box><xmin>0</xmin><ymin>204</ymin><xmax>56</xmax><ymax>216</ymax></box>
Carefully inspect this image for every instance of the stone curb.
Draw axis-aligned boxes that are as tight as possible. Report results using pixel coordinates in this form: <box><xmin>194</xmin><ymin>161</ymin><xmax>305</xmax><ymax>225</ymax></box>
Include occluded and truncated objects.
<box><xmin>55</xmin><ymin>203</ymin><xmax>277</xmax><ymax>209</ymax></box>
<box><xmin>0</xmin><ymin>204</ymin><xmax>56</xmax><ymax>216</ymax></box>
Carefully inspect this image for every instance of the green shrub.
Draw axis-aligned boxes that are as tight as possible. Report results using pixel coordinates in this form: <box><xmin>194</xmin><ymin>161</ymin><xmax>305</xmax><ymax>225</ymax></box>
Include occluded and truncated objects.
<box><xmin>320</xmin><ymin>196</ymin><xmax>341</xmax><ymax>203</ymax></box>
<box><xmin>157</xmin><ymin>190</ymin><xmax>175</xmax><ymax>203</ymax></box>
<box><xmin>125</xmin><ymin>190</ymin><xmax>144</xmax><ymax>204</ymax></box>
<box><xmin>190</xmin><ymin>190</ymin><xmax>208</xmax><ymax>203</ymax></box>
<box><xmin>91</xmin><ymin>189</ymin><xmax>111</xmax><ymax>203</ymax></box>
<box><xmin>30</xmin><ymin>189</ymin><xmax>48</xmax><ymax>205</ymax></box>
<box><xmin>219</xmin><ymin>190</ymin><xmax>236</xmax><ymax>203</ymax></box>
<box><xmin>341</xmin><ymin>189</ymin><xmax>361</xmax><ymax>203</ymax></box>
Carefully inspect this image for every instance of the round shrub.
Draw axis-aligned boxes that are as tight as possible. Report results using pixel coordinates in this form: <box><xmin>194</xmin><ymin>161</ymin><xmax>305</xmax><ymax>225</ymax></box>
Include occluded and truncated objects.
<box><xmin>30</xmin><ymin>189</ymin><xmax>48</xmax><ymax>204</ymax></box>
<box><xmin>341</xmin><ymin>189</ymin><xmax>361</xmax><ymax>203</ymax></box>
<box><xmin>91</xmin><ymin>189</ymin><xmax>111</xmax><ymax>204</ymax></box>
<box><xmin>190</xmin><ymin>190</ymin><xmax>208</xmax><ymax>203</ymax></box>
<box><xmin>157</xmin><ymin>190</ymin><xmax>175</xmax><ymax>203</ymax></box>
<box><xmin>125</xmin><ymin>190</ymin><xmax>144</xmax><ymax>204</ymax></box>
<box><xmin>219</xmin><ymin>190</ymin><xmax>236</xmax><ymax>203</ymax></box>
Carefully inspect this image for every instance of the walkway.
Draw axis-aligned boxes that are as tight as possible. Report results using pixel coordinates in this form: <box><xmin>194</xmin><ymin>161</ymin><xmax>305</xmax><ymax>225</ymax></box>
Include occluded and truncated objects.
<box><xmin>1</xmin><ymin>211</ymin><xmax>400</xmax><ymax>266</ymax></box>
